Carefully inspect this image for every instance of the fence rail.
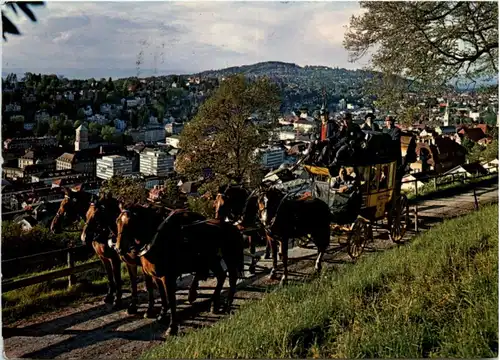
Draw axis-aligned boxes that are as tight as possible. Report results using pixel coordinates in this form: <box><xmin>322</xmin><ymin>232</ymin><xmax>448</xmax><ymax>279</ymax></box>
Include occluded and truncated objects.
<box><xmin>2</xmin><ymin>168</ymin><xmax>497</xmax><ymax>293</ymax></box>
<box><xmin>401</xmin><ymin>167</ymin><xmax>497</xmax><ymax>197</ymax></box>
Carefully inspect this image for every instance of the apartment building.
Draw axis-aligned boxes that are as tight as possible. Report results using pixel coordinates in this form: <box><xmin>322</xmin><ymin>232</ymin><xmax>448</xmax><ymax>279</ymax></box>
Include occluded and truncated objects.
<box><xmin>139</xmin><ymin>148</ymin><xmax>174</xmax><ymax>177</ymax></box>
<box><xmin>96</xmin><ymin>155</ymin><xmax>134</xmax><ymax>180</ymax></box>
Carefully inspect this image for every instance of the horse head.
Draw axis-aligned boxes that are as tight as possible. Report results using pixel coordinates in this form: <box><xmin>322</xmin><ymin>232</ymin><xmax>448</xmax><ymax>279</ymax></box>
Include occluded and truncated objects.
<box><xmin>50</xmin><ymin>187</ymin><xmax>83</xmax><ymax>233</ymax></box>
<box><xmin>256</xmin><ymin>186</ymin><xmax>283</xmax><ymax>227</ymax></box>
<box><xmin>81</xmin><ymin>194</ymin><xmax>119</xmax><ymax>245</ymax></box>
<box><xmin>115</xmin><ymin>206</ymin><xmax>135</xmax><ymax>257</ymax></box>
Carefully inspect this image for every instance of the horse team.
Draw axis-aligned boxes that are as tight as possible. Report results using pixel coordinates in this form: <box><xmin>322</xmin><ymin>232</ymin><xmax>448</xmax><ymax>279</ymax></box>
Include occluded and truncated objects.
<box><xmin>50</xmin><ymin>183</ymin><xmax>332</xmax><ymax>337</ymax></box>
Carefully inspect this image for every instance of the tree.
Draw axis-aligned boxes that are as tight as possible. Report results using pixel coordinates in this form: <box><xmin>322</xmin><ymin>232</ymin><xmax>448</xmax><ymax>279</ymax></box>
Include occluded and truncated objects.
<box><xmin>2</xmin><ymin>2</ymin><xmax>44</xmax><ymax>41</ymax></box>
<box><xmin>158</xmin><ymin>179</ymin><xmax>183</xmax><ymax>209</ymax></box>
<box><xmin>176</xmin><ymin>74</ymin><xmax>281</xmax><ymax>185</ymax></box>
<box><xmin>100</xmin><ymin>176</ymin><xmax>148</xmax><ymax>205</ymax></box>
<box><xmin>101</xmin><ymin>125</ymin><xmax>116</xmax><ymax>142</ymax></box>
<box><xmin>76</xmin><ymin>108</ymin><xmax>86</xmax><ymax>120</ymax></box>
<box><xmin>344</xmin><ymin>2</ymin><xmax>498</xmax><ymax>87</ymax></box>
<box><xmin>482</xmin><ymin>139</ymin><xmax>498</xmax><ymax>162</ymax></box>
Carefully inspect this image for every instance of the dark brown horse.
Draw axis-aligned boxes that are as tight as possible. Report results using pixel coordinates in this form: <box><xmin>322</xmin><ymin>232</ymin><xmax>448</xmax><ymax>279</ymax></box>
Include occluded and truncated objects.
<box><xmin>255</xmin><ymin>186</ymin><xmax>331</xmax><ymax>285</ymax></box>
<box><xmin>214</xmin><ymin>185</ymin><xmax>271</xmax><ymax>274</ymax></box>
<box><xmin>50</xmin><ymin>187</ymin><xmax>93</xmax><ymax>233</ymax></box>
<box><xmin>80</xmin><ymin>195</ymin><xmax>156</xmax><ymax>315</ymax></box>
<box><xmin>115</xmin><ymin>206</ymin><xmax>245</xmax><ymax>336</ymax></box>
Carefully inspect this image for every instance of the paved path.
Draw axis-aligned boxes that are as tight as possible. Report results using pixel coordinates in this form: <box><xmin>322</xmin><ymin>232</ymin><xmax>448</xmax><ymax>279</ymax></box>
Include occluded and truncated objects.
<box><xmin>2</xmin><ymin>182</ymin><xmax>498</xmax><ymax>359</ymax></box>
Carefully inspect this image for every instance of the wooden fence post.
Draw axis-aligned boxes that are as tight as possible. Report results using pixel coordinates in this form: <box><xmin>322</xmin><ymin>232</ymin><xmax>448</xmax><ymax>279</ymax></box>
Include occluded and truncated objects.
<box><xmin>414</xmin><ymin>205</ymin><xmax>419</xmax><ymax>233</ymax></box>
<box><xmin>67</xmin><ymin>250</ymin><xmax>75</xmax><ymax>288</ymax></box>
<box><xmin>414</xmin><ymin>179</ymin><xmax>418</xmax><ymax>198</ymax></box>
<box><xmin>473</xmin><ymin>188</ymin><xmax>479</xmax><ymax>210</ymax></box>
<box><xmin>433</xmin><ymin>177</ymin><xmax>437</xmax><ymax>191</ymax></box>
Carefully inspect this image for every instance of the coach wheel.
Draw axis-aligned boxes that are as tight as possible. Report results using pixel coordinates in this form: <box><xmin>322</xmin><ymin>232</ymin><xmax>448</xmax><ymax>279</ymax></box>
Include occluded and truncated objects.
<box><xmin>347</xmin><ymin>217</ymin><xmax>371</xmax><ymax>260</ymax></box>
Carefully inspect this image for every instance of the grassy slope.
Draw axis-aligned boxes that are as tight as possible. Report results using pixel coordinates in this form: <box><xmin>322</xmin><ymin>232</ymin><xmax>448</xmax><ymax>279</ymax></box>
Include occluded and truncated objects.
<box><xmin>143</xmin><ymin>204</ymin><xmax>498</xmax><ymax>359</ymax></box>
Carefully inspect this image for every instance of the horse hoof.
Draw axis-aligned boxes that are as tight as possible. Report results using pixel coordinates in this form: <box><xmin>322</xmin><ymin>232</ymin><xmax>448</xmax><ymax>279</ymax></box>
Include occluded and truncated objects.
<box><xmin>127</xmin><ymin>305</ymin><xmax>138</xmax><ymax>315</ymax></box>
<box><xmin>166</xmin><ymin>325</ymin><xmax>178</xmax><ymax>336</ymax></box>
<box><xmin>188</xmin><ymin>290</ymin><xmax>198</xmax><ymax>304</ymax></box>
<box><xmin>268</xmin><ymin>269</ymin><xmax>278</xmax><ymax>280</ymax></box>
<box><xmin>144</xmin><ymin>308</ymin><xmax>156</xmax><ymax>319</ymax></box>
<box><xmin>264</xmin><ymin>253</ymin><xmax>271</xmax><ymax>259</ymax></box>
<box><xmin>103</xmin><ymin>294</ymin><xmax>114</xmax><ymax>304</ymax></box>
<box><xmin>280</xmin><ymin>278</ymin><xmax>288</xmax><ymax>287</ymax></box>
<box><xmin>211</xmin><ymin>304</ymin><xmax>222</xmax><ymax>315</ymax></box>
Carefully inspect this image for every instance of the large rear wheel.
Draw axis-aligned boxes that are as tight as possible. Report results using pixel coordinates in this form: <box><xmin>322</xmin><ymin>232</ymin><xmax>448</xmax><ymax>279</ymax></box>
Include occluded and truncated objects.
<box><xmin>388</xmin><ymin>194</ymin><xmax>409</xmax><ymax>243</ymax></box>
<box><xmin>347</xmin><ymin>217</ymin><xmax>372</xmax><ymax>259</ymax></box>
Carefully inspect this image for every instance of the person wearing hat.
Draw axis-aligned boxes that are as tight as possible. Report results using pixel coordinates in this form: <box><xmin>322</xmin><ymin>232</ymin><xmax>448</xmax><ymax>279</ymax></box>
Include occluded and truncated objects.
<box><xmin>361</xmin><ymin>113</ymin><xmax>380</xmax><ymax>131</ymax></box>
<box><xmin>384</xmin><ymin>115</ymin><xmax>401</xmax><ymax>141</ymax></box>
<box><xmin>384</xmin><ymin>115</ymin><xmax>404</xmax><ymax>203</ymax></box>
<box><xmin>318</xmin><ymin>107</ymin><xmax>337</xmax><ymax>142</ymax></box>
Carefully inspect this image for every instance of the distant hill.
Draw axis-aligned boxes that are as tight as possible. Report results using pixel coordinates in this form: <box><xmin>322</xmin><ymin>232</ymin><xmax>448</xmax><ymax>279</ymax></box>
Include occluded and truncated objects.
<box><xmin>192</xmin><ymin>61</ymin><xmax>374</xmax><ymax>89</ymax></box>
<box><xmin>190</xmin><ymin>61</ymin><xmax>377</xmax><ymax>111</ymax></box>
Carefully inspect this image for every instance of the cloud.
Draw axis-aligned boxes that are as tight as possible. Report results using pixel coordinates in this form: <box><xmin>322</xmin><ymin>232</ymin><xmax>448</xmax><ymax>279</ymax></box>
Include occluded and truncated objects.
<box><xmin>2</xmin><ymin>1</ymin><xmax>365</xmax><ymax>78</ymax></box>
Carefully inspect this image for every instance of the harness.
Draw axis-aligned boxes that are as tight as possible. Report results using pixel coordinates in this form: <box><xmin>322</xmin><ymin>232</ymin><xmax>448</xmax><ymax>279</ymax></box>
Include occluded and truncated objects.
<box><xmin>260</xmin><ymin>183</ymin><xmax>310</xmax><ymax>235</ymax></box>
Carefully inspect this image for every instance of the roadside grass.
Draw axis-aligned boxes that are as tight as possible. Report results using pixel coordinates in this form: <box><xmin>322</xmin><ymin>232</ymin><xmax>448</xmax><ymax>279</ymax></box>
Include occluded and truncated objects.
<box><xmin>143</xmin><ymin>204</ymin><xmax>498</xmax><ymax>359</ymax></box>
<box><xmin>405</xmin><ymin>173</ymin><xmax>497</xmax><ymax>200</ymax></box>
<box><xmin>2</xmin><ymin>259</ymin><xmax>145</xmax><ymax>325</ymax></box>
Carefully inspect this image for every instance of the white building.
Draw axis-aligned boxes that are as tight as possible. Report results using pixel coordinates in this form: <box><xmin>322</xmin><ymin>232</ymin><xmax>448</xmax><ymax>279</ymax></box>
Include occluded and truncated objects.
<box><xmin>87</xmin><ymin>114</ymin><xmax>108</xmax><ymax>125</ymax></box>
<box><xmin>255</xmin><ymin>146</ymin><xmax>286</xmax><ymax>169</ymax></box>
<box><xmin>96</xmin><ymin>155</ymin><xmax>133</xmax><ymax>180</ymax></box>
<box><xmin>165</xmin><ymin>135</ymin><xmax>181</xmax><ymax>148</ymax></box>
<box><xmin>126</xmin><ymin>99</ymin><xmax>139</xmax><ymax>108</ymax></box>
<box><xmin>144</xmin><ymin>125</ymin><xmax>165</xmax><ymax>143</ymax></box>
<box><xmin>5</xmin><ymin>103</ymin><xmax>21</xmax><ymax>112</ymax></box>
<box><xmin>293</xmin><ymin>119</ymin><xmax>316</xmax><ymax>133</ymax></box>
<box><xmin>165</xmin><ymin>122</ymin><xmax>184</xmax><ymax>135</ymax></box>
<box><xmin>278</xmin><ymin>130</ymin><xmax>296</xmax><ymax>141</ymax></box>
<box><xmin>140</xmin><ymin>149</ymin><xmax>174</xmax><ymax>177</ymax></box>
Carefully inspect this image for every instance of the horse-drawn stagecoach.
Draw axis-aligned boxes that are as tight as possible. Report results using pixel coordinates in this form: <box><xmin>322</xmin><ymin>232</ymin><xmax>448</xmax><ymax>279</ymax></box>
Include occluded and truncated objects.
<box><xmin>303</xmin><ymin>152</ymin><xmax>410</xmax><ymax>260</ymax></box>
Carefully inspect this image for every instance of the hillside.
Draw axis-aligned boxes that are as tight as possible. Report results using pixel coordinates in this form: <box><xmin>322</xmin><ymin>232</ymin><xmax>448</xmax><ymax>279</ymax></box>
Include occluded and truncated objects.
<box><xmin>192</xmin><ymin>61</ymin><xmax>377</xmax><ymax>111</ymax></box>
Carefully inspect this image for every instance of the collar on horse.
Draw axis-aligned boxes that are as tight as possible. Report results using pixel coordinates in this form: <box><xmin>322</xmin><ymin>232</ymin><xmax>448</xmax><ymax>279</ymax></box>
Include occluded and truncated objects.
<box><xmin>261</xmin><ymin>183</ymin><xmax>310</xmax><ymax>235</ymax></box>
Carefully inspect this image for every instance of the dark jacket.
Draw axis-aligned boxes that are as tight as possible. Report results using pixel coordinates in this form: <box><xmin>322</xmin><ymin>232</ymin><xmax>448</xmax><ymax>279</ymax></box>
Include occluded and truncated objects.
<box><xmin>360</xmin><ymin>122</ymin><xmax>381</xmax><ymax>132</ymax></box>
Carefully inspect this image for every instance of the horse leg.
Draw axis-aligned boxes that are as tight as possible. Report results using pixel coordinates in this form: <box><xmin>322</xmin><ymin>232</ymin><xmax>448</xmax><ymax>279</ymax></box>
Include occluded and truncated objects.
<box><xmin>111</xmin><ymin>255</ymin><xmax>123</xmax><ymax>309</ymax></box>
<box><xmin>280</xmin><ymin>238</ymin><xmax>289</xmax><ymax>286</ymax></box>
<box><xmin>162</xmin><ymin>276</ymin><xmax>179</xmax><ymax>336</ymax></box>
<box><xmin>144</xmin><ymin>274</ymin><xmax>156</xmax><ymax>319</ymax></box>
<box><xmin>125</xmin><ymin>264</ymin><xmax>138</xmax><ymax>315</ymax></box>
<box><xmin>248</xmin><ymin>234</ymin><xmax>257</xmax><ymax>275</ymax></box>
<box><xmin>268</xmin><ymin>235</ymin><xmax>279</xmax><ymax>280</ymax></box>
<box><xmin>101</xmin><ymin>257</ymin><xmax>116</xmax><ymax>304</ymax></box>
<box><xmin>264</xmin><ymin>232</ymin><xmax>271</xmax><ymax>259</ymax></box>
<box><xmin>225</xmin><ymin>266</ymin><xmax>238</xmax><ymax>313</ymax></box>
<box><xmin>188</xmin><ymin>273</ymin><xmax>201</xmax><ymax>304</ymax></box>
<box><xmin>155</xmin><ymin>277</ymin><xmax>170</xmax><ymax>325</ymax></box>
<box><xmin>314</xmin><ymin>231</ymin><xmax>329</xmax><ymax>273</ymax></box>
<box><xmin>209</xmin><ymin>258</ymin><xmax>227</xmax><ymax>314</ymax></box>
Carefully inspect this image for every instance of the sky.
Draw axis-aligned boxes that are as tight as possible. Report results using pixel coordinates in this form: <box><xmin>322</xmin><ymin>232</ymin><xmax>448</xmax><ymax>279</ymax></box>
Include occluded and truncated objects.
<box><xmin>2</xmin><ymin>1</ymin><xmax>367</xmax><ymax>79</ymax></box>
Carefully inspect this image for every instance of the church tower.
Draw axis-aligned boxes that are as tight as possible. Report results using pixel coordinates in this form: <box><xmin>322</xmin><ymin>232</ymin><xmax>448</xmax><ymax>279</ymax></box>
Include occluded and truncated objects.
<box><xmin>75</xmin><ymin>124</ymin><xmax>89</xmax><ymax>152</ymax></box>
<box><xmin>443</xmin><ymin>100</ymin><xmax>450</xmax><ymax>127</ymax></box>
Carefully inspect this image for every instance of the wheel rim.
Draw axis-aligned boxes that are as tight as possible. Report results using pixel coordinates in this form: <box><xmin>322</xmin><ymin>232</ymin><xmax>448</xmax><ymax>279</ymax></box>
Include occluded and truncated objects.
<box><xmin>348</xmin><ymin>219</ymin><xmax>370</xmax><ymax>259</ymax></box>
<box><xmin>390</xmin><ymin>195</ymin><xmax>408</xmax><ymax>242</ymax></box>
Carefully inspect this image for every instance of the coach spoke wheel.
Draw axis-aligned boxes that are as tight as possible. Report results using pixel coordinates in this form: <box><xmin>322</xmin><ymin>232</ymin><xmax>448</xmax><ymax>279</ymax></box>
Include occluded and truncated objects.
<box><xmin>389</xmin><ymin>194</ymin><xmax>409</xmax><ymax>244</ymax></box>
<box><xmin>347</xmin><ymin>218</ymin><xmax>370</xmax><ymax>260</ymax></box>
